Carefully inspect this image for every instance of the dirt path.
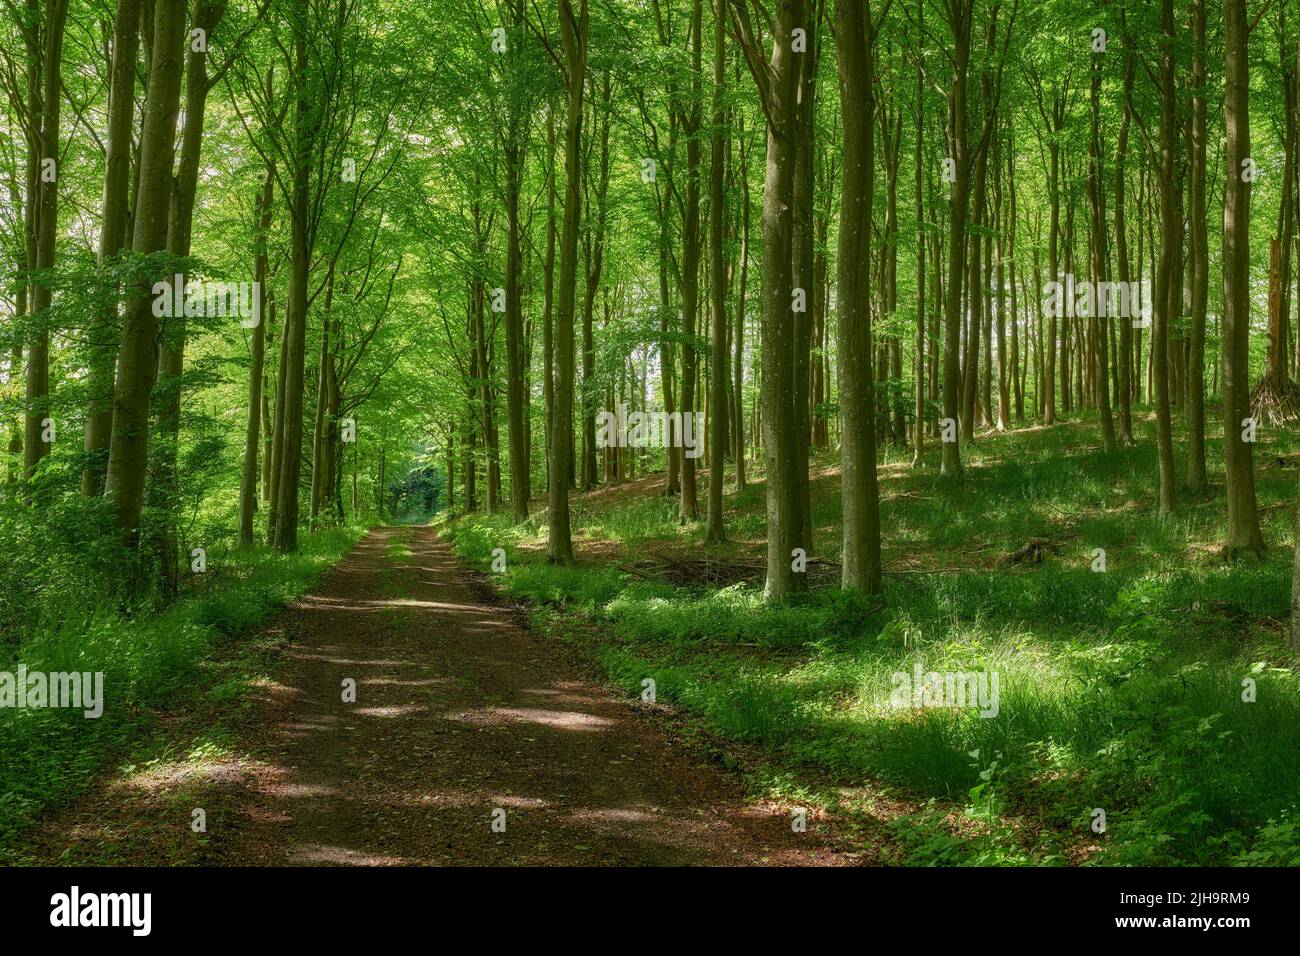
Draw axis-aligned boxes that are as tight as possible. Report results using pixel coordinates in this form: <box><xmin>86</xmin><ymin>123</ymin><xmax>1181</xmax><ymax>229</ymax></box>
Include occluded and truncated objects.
<box><xmin>229</xmin><ymin>526</ymin><xmax>850</xmax><ymax>865</ymax></box>
<box><xmin>39</xmin><ymin>525</ymin><xmax>844</xmax><ymax>866</ymax></box>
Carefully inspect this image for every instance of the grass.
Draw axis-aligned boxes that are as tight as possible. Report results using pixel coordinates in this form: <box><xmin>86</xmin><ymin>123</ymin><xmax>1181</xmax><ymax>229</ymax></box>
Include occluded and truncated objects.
<box><xmin>0</xmin><ymin>524</ymin><xmax>366</xmax><ymax>859</ymax></box>
<box><xmin>441</xmin><ymin>406</ymin><xmax>1300</xmax><ymax>866</ymax></box>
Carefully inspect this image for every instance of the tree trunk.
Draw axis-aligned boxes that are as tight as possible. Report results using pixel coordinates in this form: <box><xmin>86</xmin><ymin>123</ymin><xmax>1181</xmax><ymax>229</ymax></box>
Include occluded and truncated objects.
<box><xmin>239</xmin><ymin>162</ymin><xmax>275</xmax><ymax>546</ymax></box>
<box><xmin>273</xmin><ymin>0</ymin><xmax>311</xmax><ymax>552</ymax></box>
<box><xmin>705</xmin><ymin>0</ymin><xmax>729</xmax><ymax>543</ymax></box>
<box><xmin>1151</xmin><ymin>0</ymin><xmax>1179</xmax><ymax>517</ymax></box>
<box><xmin>543</xmin><ymin>108</ymin><xmax>557</xmax><ymax>490</ymax></box>
<box><xmin>679</xmin><ymin>2</ymin><xmax>703</xmax><ymax>522</ymax></box>
<box><xmin>24</xmin><ymin>0</ymin><xmax>69</xmax><ymax>480</ymax></box>
<box><xmin>1187</xmin><ymin>0</ymin><xmax>1209</xmax><ymax>491</ymax></box>
<box><xmin>790</xmin><ymin>0</ymin><xmax>820</xmax><ymax>554</ymax></box>
<box><xmin>833</xmin><ymin>0</ymin><xmax>883</xmax><ymax>596</ymax></box>
<box><xmin>1087</xmin><ymin>41</ymin><xmax>1117</xmax><ymax>454</ymax></box>
<box><xmin>733</xmin><ymin>107</ymin><xmax>749</xmax><ymax>491</ymax></box>
<box><xmin>580</xmin><ymin>73</ymin><xmax>610</xmax><ymax>495</ymax></box>
<box><xmin>549</xmin><ymin>0</ymin><xmax>586</xmax><ymax>564</ymax></box>
<box><xmin>504</xmin><ymin>7</ymin><xmax>530</xmax><ymax>524</ymax></box>
<box><xmin>911</xmin><ymin>1</ymin><xmax>926</xmax><ymax>466</ymax></box>
<box><xmin>151</xmin><ymin>0</ymin><xmax>227</xmax><ymax>590</ymax></box>
<box><xmin>83</xmin><ymin>0</ymin><xmax>140</xmax><ymax>495</ymax></box>
<box><xmin>1114</xmin><ymin>45</ymin><xmax>1136</xmax><ymax>446</ymax></box>
<box><xmin>104</xmin><ymin>0</ymin><xmax>185</xmax><ymax>541</ymax></box>
<box><xmin>1221</xmin><ymin>0</ymin><xmax>1265</xmax><ymax>558</ymax></box>
<box><xmin>939</xmin><ymin>0</ymin><xmax>973</xmax><ymax>476</ymax></box>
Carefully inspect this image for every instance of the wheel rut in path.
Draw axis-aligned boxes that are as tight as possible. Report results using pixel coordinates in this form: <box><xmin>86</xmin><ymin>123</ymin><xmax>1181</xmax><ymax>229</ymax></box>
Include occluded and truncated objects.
<box><xmin>225</xmin><ymin>525</ymin><xmax>849</xmax><ymax>866</ymax></box>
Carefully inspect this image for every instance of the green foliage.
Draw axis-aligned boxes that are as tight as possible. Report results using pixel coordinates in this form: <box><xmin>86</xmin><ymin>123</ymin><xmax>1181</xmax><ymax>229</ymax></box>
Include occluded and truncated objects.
<box><xmin>0</xmin><ymin>526</ymin><xmax>363</xmax><ymax>854</ymax></box>
<box><xmin>443</xmin><ymin>414</ymin><xmax>1300</xmax><ymax>866</ymax></box>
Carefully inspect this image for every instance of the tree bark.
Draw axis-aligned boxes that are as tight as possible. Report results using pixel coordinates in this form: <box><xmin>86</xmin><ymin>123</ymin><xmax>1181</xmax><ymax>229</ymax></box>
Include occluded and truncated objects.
<box><xmin>939</xmin><ymin>0</ymin><xmax>973</xmax><ymax>476</ymax></box>
<box><xmin>705</xmin><ymin>0</ymin><xmax>729</xmax><ymax>543</ymax></box>
<box><xmin>24</xmin><ymin>0</ymin><xmax>69</xmax><ymax>480</ymax></box>
<box><xmin>679</xmin><ymin>1</ymin><xmax>703</xmax><ymax>522</ymax></box>
<box><xmin>104</xmin><ymin>0</ymin><xmax>185</xmax><ymax>541</ymax></box>
<box><xmin>1187</xmin><ymin>0</ymin><xmax>1209</xmax><ymax>491</ymax></box>
<box><xmin>1087</xmin><ymin>40</ymin><xmax>1117</xmax><ymax>454</ymax></box>
<box><xmin>1221</xmin><ymin>0</ymin><xmax>1265</xmax><ymax>558</ymax></box>
<box><xmin>1151</xmin><ymin>0</ymin><xmax>1179</xmax><ymax>517</ymax></box>
<box><xmin>239</xmin><ymin>162</ymin><xmax>275</xmax><ymax>546</ymax></box>
<box><xmin>273</xmin><ymin>0</ymin><xmax>311</xmax><ymax>552</ymax></box>
<box><xmin>83</xmin><ymin>0</ymin><xmax>140</xmax><ymax>495</ymax></box>
<box><xmin>833</xmin><ymin>0</ymin><xmax>883</xmax><ymax>596</ymax></box>
<box><xmin>1114</xmin><ymin>43</ymin><xmax>1136</xmax><ymax>446</ymax></box>
<box><xmin>549</xmin><ymin>0</ymin><xmax>586</xmax><ymax>564</ymax></box>
<box><xmin>733</xmin><ymin>106</ymin><xmax>749</xmax><ymax>490</ymax></box>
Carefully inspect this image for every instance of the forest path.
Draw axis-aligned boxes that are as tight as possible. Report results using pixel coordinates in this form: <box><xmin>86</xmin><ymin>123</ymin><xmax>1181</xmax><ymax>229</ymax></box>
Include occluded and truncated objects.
<box><xmin>210</xmin><ymin>525</ymin><xmax>847</xmax><ymax>866</ymax></box>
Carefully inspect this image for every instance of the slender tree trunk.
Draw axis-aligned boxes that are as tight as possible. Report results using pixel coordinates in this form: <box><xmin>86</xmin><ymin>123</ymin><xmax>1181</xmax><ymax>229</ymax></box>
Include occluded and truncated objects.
<box><xmin>679</xmin><ymin>3</ymin><xmax>703</xmax><ymax>521</ymax></box>
<box><xmin>104</xmin><ymin>0</ymin><xmax>185</xmax><ymax>541</ymax></box>
<box><xmin>151</xmin><ymin>0</ymin><xmax>227</xmax><ymax>591</ymax></box>
<box><xmin>940</xmin><ymin>0</ymin><xmax>973</xmax><ymax>476</ymax></box>
<box><xmin>1087</xmin><ymin>41</ymin><xmax>1117</xmax><ymax>453</ymax></box>
<box><xmin>705</xmin><ymin>0</ymin><xmax>729</xmax><ymax>543</ymax></box>
<box><xmin>308</xmin><ymin>270</ymin><xmax>336</xmax><ymax>529</ymax></box>
<box><xmin>543</xmin><ymin>109</ymin><xmax>557</xmax><ymax>491</ymax></box>
<box><xmin>1187</xmin><ymin>0</ymin><xmax>1209</xmax><ymax>491</ymax></box>
<box><xmin>83</xmin><ymin>0</ymin><xmax>140</xmax><ymax>495</ymax></box>
<box><xmin>1151</xmin><ymin>0</ymin><xmax>1179</xmax><ymax>517</ymax></box>
<box><xmin>733</xmin><ymin>109</ymin><xmax>749</xmax><ymax>491</ymax></box>
<box><xmin>833</xmin><ymin>0</ymin><xmax>883</xmax><ymax>596</ymax></box>
<box><xmin>911</xmin><ymin>3</ymin><xmax>926</xmax><ymax>466</ymax></box>
<box><xmin>1115</xmin><ymin>45</ymin><xmax>1136</xmax><ymax>446</ymax></box>
<box><xmin>1221</xmin><ymin>0</ymin><xmax>1265</xmax><ymax>558</ymax></box>
<box><xmin>504</xmin><ymin>3</ymin><xmax>530</xmax><ymax>523</ymax></box>
<box><xmin>239</xmin><ymin>163</ymin><xmax>275</xmax><ymax>546</ymax></box>
<box><xmin>273</xmin><ymin>0</ymin><xmax>311</xmax><ymax>552</ymax></box>
<box><xmin>580</xmin><ymin>73</ymin><xmax>610</xmax><ymax>494</ymax></box>
<box><xmin>962</xmin><ymin>140</ymin><xmax>987</xmax><ymax>444</ymax></box>
<box><xmin>24</xmin><ymin>0</ymin><xmax>69</xmax><ymax>480</ymax></box>
<box><xmin>549</xmin><ymin>0</ymin><xmax>586</xmax><ymax>563</ymax></box>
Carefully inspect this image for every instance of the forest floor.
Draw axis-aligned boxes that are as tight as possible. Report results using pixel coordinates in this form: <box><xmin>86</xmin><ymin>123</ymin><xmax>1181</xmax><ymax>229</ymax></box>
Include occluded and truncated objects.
<box><xmin>22</xmin><ymin>525</ymin><xmax>852</xmax><ymax>866</ymax></box>
<box><xmin>18</xmin><ymin>412</ymin><xmax>1300</xmax><ymax>867</ymax></box>
<box><xmin>437</xmin><ymin>411</ymin><xmax>1300</xmax><ymax>866</ymax></box>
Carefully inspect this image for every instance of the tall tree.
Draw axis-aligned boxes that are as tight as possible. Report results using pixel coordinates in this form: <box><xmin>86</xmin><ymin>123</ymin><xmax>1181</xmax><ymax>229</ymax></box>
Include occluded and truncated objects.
<box><xmin>730</xmin><ymin>0</ymin><xmax>803</xmax><ymax>600</ymax></box>
<box><xmin>502</xmin><ymin>0</ymin><xmax>531</xmax><ymax>523</ymax></box>
<box><xmin>678</xmin><ymin>0</ymin><xmax>703</xmax><ymax>522</ymax></box>
<box><xmin>548</xmin><ymin>0</ymin><xmax>586</xmax><ymax>564</ymax></box>
<box><xmin>705</xmin><ymin>0</ymin><xmax>728</xmax><ymax>543</ymax></box>
<box><xmin>83</xmin><ymin>0</ymin><xmax>141</xmax><ymax>496</ymax></box>
<box><xmin>1220</xmin><ymin>0</ymin><xmax>1265</xmax><ymax>558</ymax></box>
<box><xmin>1148</xmin><ymin>0</ymin><xmax>1179</xmax><ymax>517</ymax></box>
<box><xmin>1085</xmin><ymin>23</ymin><xmax>1116</xmax><ymax>454</ymax></box>
<box><xmin>152</xmin><ymin>0</ymin><xmax>231</xmax><ymax>588</ymax></box>
<box><xmin>239</xmin><ymin>159</ymin><xmax>276</xmax><ymax>546</ymax></box>
<box><xmin>832</xmin><ymin>0</ymin><xmax>883</xmax><ymax>596</ymax></box>
<box><xmin>1187</xmin><ymin>0</ymin><xmax>1209</xmax><ymax>491</ymax></box>
<box><xmin>938</xmin><ymin>0</ymin><xmax>974</xmax><ymax>476</ymax></box>
<box><xmin>23</xmin><ymin>0</ymin><xmax>69</xmax><ymax>480</ymax></box>
<box><xmin>910</xmin><ymin>0</ymin><xmax>926</xmax><ymax>466</ymax></box>
<box><xmin>104</xmin><ymin>0</ymin><xmax>187</xmax><ymax>541</ymax></box>
<box><xmin>1113</xmin><ymin>33</ymin><xmax>1136</xmax><ymax>447</ymax></box>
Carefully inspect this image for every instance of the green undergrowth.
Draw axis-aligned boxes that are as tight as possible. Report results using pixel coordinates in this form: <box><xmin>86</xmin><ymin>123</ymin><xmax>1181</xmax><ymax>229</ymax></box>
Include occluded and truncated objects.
<box><xmin>0</xmin><ymin>525</ymin><xmax>366</xmax><ymax>857</ymax></box>
<box><xmin>441</xmin><ymin>413</ymin><xmax>1300</xmax><ymax>865</ymax></box>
